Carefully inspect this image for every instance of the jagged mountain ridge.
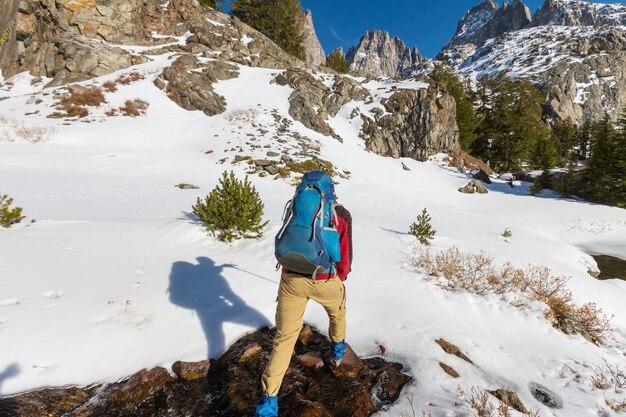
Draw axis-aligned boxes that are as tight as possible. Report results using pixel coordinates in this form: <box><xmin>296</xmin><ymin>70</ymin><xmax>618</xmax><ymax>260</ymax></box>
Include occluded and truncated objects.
<box><xmin>437</xmin><ymin>0</ymin><xmax>626</xmax><ymax>123</ymax></box>
<box><xmin>346</xmin><ymin>30</ymin><xmax>423</xmax><ymax>78</ymax></box>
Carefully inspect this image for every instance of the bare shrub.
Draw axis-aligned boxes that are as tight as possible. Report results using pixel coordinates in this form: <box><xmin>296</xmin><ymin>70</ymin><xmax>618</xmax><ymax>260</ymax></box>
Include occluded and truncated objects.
<box><xmin>115</xmin><ymin>72</ymin><xmax>144</xmax><ymax>85</ymax></box>
<box><xmin>103</xmin><ymin>80</ymin><xmax>117</xmax><ymax>92</ymax></box>
<box><xmin>411</xmin><ymin>246</ymin><xmax>612</xmax><ymax>344</ymax></box>
<box><xmin>120</xmin><ymin>100</ymin><xmax>140</xmax><ymax>117</ymax></box>
<box><xmin>466</xmin><ymin>387</ymin><xmax>491</xmax><ymax>416</ymax></box>
<box><xmin>603</xmin><ymin>393</ymin><xmax>626</xmax><ymax>413</ymax></box>
<box><xmin>225</xmin><ymin>108</ymin><xmax>259</xmax><ymax>125</ymax></box>
<box><xmin>0</xmin><ymin>116</ymin><xmax>56</xmax><ymax>143</ymax></box>
<box><xmin>56</xmin><ymin>86</ymin><xmax>105</xmax><ymax>118</ymax></box>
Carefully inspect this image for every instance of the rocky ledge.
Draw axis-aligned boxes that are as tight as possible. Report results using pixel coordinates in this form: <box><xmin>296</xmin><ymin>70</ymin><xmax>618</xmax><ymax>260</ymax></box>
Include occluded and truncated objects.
<box><xmin>0</xmin><ymin>325</ymin><xmax>412</xmax><ymax>417</ymax></box>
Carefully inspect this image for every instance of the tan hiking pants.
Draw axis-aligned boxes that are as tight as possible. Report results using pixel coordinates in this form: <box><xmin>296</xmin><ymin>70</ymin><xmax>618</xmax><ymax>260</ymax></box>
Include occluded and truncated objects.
<box><xmin>261</xmin><ymin>271</ymin><xmax>347</xmax><ymax>396</ymax></box>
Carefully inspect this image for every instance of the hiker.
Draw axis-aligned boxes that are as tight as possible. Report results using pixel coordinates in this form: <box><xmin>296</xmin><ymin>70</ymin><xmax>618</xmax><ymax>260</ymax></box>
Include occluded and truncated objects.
<box><xmin>255</xmin><ymin>171</ymin><xmax>353</xmax><ymax>417</ymax></box>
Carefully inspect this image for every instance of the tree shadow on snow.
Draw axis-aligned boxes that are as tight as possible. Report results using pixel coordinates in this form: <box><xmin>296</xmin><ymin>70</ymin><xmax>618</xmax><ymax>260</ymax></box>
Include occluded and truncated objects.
<box><xmin>168</xmin><ymin>257</ymin><xmax>272</xmax><ymax>359</ymax></box>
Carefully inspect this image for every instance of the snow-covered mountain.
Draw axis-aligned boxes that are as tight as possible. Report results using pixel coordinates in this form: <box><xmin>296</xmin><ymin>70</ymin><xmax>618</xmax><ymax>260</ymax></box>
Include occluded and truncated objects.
<box><xmin>346</xmin><ymin>30</ymin><xmax>423</xmax><ymax>79</ymax></box>
<box><xmin>1</xmin><ymin>1</ymin><xmax>626</xmax><ymax>416</ymax></box>
<box><xmin>439</xmin><ymin>0</ymin><xmax>626</xmax><ymax>123</ymax></box>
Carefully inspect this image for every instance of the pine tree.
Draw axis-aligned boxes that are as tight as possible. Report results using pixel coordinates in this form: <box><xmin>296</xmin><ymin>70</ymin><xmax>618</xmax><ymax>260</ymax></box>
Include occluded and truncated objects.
<box><xmin>551</xmin><ymin>118</ymin><xmax>577</xmax><ymax>166</ymax></box>
<box><xmin>326</xmin><ymin>48</ymin><xmax>350</xmax><ymax>73</ymax></box>
<box><xmin>430</xmin><ymin>64</ymin><xmax>478</xmax><ymax>151</ymax></box>
<box><xmin>409</xmin><ymin>208</ymin><xmax>436</xmax><ymax>245</ymax></box>
<box><xmin>577</xmin><ymin>119</ymin><xmax>593</xmax><ymax>161</ymax></box>
<box><xmin>473</xmin><ymin>74</ymin><xmax>549</xmax><ymax>172</ymax></box>
<box><xmin>584</xmin><ymin>117</ymin><xmax>618</xmax><ymax>205</ymax></box>
<box><xmin>192</xmin><ymin>171</ymin><xmax>269</xmax><ymax>242</ymax></box>
<box><xmin>231</xmin><ymin>0</ymin><xmax>306</xmax><ymax>60</ymax></box>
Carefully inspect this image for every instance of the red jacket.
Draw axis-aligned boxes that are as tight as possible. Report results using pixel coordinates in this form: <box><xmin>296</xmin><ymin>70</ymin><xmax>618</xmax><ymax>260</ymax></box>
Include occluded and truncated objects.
<box><xmin>284</xmin><ymin>205</ymin><xmax>353</xmax><ymax>281</ymax></box>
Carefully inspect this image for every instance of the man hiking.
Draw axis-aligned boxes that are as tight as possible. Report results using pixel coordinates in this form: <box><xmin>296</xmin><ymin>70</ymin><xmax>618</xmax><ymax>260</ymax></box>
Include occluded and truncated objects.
<box><xmin>255</xmin><ymin>171</ymin><xmax>353</xmax><ymax>417</ymax></box>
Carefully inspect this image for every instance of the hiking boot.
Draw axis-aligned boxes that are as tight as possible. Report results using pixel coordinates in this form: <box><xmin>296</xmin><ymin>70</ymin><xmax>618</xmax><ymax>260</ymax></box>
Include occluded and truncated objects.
<box><xmin>330</xmin><ymin>340</ymin><xmax>347</xmax><ymax>366</ymax></box>
<box><xmin>254</xmin><ymin>393</ymin><xmax>278</xmax><ymax>417</ymax></box>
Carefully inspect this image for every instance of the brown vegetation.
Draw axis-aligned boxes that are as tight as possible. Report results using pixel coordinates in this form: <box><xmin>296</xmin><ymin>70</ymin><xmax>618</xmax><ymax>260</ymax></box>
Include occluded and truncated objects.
<box><xmin>119</xmin><ymin>100</ymin><xmax>141</xmax><ymax>117</ymax></box>
<box><xmin>447</xmin><ymin>149</ymin><xmax>494</xmax><ymax>176</ymax></box>
<box><xmin>412</xmin><ymin>246</ymin><xmax>612</xmax><ymax>345</ymax></box>
<box><xmin>56</xmin><ymin>87</ymin><xmax>106</xmax><ymax>118</ymax></box>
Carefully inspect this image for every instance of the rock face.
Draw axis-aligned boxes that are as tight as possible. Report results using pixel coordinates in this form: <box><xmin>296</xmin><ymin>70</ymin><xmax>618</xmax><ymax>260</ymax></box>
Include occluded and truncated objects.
<box><xmin>157</xmin><ymin>55</ymin><xmax>239</xmax><ymax>116</ymax></box>
<box><xmin>0</xmin><ymin>0</ymin><xmax>304</xmax><ymax>86</ymax></box>
<box><xmin>302</xmin><ymin>10</ymin><xmax>326</xmax><ymax>68</ymax></box>
<box><xmin>346</xmin><ymin>30</ymin><xmax>423</xmax><ymax>78</ymax></box>
<box><xmin>359</xmin><ymin>84</ymin><xmax>459</xmax><ymax>160</ymax></box>
<box><xmin>440</xmin><ymin>0</ymin><xmax>626</xmax><ymax>123</ymax></box>
<box><xmin>0</xmin><ymin>325</ymin><xmax>413</xmax><ymax>417</ymax></box>
<box><xmin>274</xmin><ymin>69</ymin><xmax>369</xmax><ymax>141</ymax></box>
<box><xmin>532</xmin><ymin>0</ymin><xmax>626</xmax><ymax>27</ymax></box>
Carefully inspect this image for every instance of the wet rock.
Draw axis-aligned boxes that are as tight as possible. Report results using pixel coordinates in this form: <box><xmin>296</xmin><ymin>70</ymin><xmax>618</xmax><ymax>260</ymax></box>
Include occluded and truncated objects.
<box><xmin>458</xmin><ymin>179</ymin><xmax>488</xmax><ymax>194</ymax></box>
<box><xmin>488</xmin><ymin>388</ymin><xmax>529</xmax><ymax>414</ymax></box>
<box><xmin>439</xmin><ymin>362</ymin><xmax>460</xmax><ymax>378</ymax></box>
<box><xmin>529</xmin><ymin>382</ymin><xmax>563</xmax><ymax>408</ymax></box>
<box><xmin>435</xmin><ymin>338</ymin><xmax>474</xmax><ymax>364</ymax></box>
<box><xmin>172</xmin><ymin>359</ymin><xmax>210</xmax><ymax>380</ymax></box>
<box><xmin>0</xmin><ymin>326</ymin><xmax>412</xmax><ymax>417</ymax></box>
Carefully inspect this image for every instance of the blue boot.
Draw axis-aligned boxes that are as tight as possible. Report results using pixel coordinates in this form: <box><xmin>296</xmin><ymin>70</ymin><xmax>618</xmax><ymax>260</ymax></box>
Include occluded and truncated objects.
<box><xmin>254</xmin><ymin>393</ymin><xmax>278</xmax><ymax>417</ymax></box>
<box><xmin>330</xmin><ymin>340</ymin><xmax>347</xmax><ymax>366</ymax></box>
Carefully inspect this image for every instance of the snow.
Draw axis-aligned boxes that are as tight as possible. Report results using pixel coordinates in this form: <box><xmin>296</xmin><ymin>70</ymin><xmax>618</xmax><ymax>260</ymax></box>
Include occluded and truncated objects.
<box><xmin>241</xmin><ymin>34</ymin><xmax>254</xmax><ymax>45</ymax></box>
<box><xmin>1</xmin><ymin>57</ymin><xmax>626</xmax><ymax>416</ymax></box>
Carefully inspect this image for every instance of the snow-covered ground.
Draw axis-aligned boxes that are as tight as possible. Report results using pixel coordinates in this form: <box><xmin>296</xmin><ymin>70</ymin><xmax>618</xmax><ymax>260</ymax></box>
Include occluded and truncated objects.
<box><xmin>1</xmin><ymin>58</ymin><xmax>625</xmax><ymax>416</ymax></box>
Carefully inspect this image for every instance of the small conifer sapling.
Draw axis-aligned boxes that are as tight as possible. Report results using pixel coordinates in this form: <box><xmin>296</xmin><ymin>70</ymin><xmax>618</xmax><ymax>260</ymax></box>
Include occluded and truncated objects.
<box><xmin>409</xmin><ymin>208</ymin><xmax>436</xmax><ymax>245</ymax></box>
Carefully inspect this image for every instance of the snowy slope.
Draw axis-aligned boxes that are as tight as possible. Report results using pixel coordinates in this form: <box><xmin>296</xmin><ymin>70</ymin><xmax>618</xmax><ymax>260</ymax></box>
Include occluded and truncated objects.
<box><xmin>1</xmin><ymin>54</ymin><xmax>626</xmax><ymax>416</ymax></box>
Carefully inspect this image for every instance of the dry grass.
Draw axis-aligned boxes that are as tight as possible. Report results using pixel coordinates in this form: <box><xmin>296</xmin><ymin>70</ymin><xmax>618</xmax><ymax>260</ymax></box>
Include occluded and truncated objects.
<box><xmin>412</xmin><ymin>245</ymin><xmax>612</xmax><ymax>345</ymax></box>
<box><xmin>103</xmin><ymin>80</ymin><xmax>117</xmax><ymax>92</ymax></box>
<box><xmin>119</xmin><ymin>100</ymin><xmax>141</xmax><ymax>117</ymax></box>
<box><xmin>56</xmin><ymin>86</ymin><xmax>106</xmax><ymax>118</ymax></box>
<box><xmin>0</xmin><ymin>116</ymin><xmax>56</xmax><ymax>143</ymax></box>
<box><xmin>115</xmin><ymin>72</ymin><xmax>144</xmax><ymax>85</ymax></box>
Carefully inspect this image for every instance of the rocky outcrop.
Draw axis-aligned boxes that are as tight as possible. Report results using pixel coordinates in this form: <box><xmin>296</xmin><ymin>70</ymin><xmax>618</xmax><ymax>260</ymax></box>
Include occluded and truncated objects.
<box><xmin>532</xmin><ymin>0</ymin><xmax>626</xmax><ymax>27</ymax></box>
<box><xmin>359</xmin><ymin>84</ymin><xmax>459</xmax><ymax>160</ymax></box>
<box><xmin>0</xmin><ymin>0</ymin><xmax>305</xmax><ymax>86</ymax></box>
<box><xmin>0</xmin><ymin>325</ymin><xmax>412</xmax><ymax>417</ymax></box>
<box><xmin>156</xmin><ymin>55</ymin><xmax>239</xmax><ymax>116</ymax></box>
<box><xmin>274</xmin><ymin>69</ymin><xmax>369</xmax><ymax>141</ymax></box>
<box><xmin>439</xmin><ymin>0</ymin><xmax>532</xmax><ymax>63</ymax></box>
<box><xmin>302</xmin><ymin>10</ymin><xmax>326</xmax><ymax>68</ymax></box>
<box><xmin>346</xmin><ymin>30</ymin><xmax>423</xmax><ymax>78</ymax></box>
<box><xmin>458</xmin><ymin>179</ymin><xmax>489</xmax><ymax>194</ymax></box>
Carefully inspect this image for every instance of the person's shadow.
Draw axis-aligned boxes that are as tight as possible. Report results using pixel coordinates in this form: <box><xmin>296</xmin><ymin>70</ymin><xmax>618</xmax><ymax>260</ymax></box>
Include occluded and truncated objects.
<box><xmin>168</xmin><ymin>257</ymin><xmax>271</xmax><ymax>359</ymax></box>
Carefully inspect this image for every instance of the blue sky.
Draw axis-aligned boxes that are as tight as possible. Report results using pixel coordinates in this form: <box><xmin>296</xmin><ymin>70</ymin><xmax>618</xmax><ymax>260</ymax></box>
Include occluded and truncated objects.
<box><xmin>299</xmin><ymin>0</ymin><xmax>624</xmax><ymax>58</ymax></box>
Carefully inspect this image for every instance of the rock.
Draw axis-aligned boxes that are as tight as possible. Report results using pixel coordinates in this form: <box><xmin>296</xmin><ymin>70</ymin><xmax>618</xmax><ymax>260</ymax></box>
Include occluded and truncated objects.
<box><xmin>529</xmin><ymin>382</ymin><xmax>563</xmax><ymax>408</ymax></box>
<box><xmin>472</xmin><ymin>168</ymin><xmax>492</xmax><ymax>184</ymax></box>
<box><xmin>439</xmin><ymin>362</ymin><xmax>460</xmax><ymax>378</ymax></box>
<box><xmin>0</xmin><ymin>326</ymin><xmax>412</xmax><ymax>417</ymax></box>
<box><xmin>458</xmin><ymin>179</ymin><xmax>489</xmax><ymax>194</ymax></box>
<box><xmin>298</xmin><ymin>323</ymin><xmax>315</xmax><ymax>345</ymax></box>
<box><xmin>266</xmin><ymin>151</ymin><xmax>280</xmax><ymax>157</ymax></box>
<box><xmin>435</xmin><ymin>338</ymin><xmax>474</xmax><ymax>364</ymax></box>
<box><xmin>302</xmin><ymin>10</ymin><xmax>325</xmax><ymax>68</ymax></box>
<box><xmin>346</xmin><ymin>30</ymin><xmax>423</xmax><ymax>78</ymax></box>
<box><xmin>533</xmin><ymin>0</ymin><xmax>626</xmax><ymax>27</ymax></box>
<box><xmin>264</xmin><ymin>165</ymin><xmax>280</xmax><ymax>175</ymax></box>
<box><xmin>324</xmin><ymin>344</ymin><xmax>364</xmax><ymax>378</ymax></box>
<box><xmin>254</xmin><ymin>159</ymin><xmax>272</xmax><ymax>167</ymax></box>
<box><xmin>402</xmin><ymin>162</ymin><xmax>411</xmax><ymax>171</ymax></box>
<box><xmin>175</xmin><ymin>183</ymin><xmax>200</xmax><ymax>189</ymax></box>
<box><xmin>172</xmin><ymin>359</ymin><xmax>210</xmax><ymax>380</ymax></box>
<box><xmin>131</xmin><ymin>99</ymin><xmax>149</xmax><ymax>110</ymax></box>
<box><xmin>160</xmin><ymin>55</ymin><xmax>238</xmax><ymax>116</ymax></box>
<box><xmin>296</xmin><ymin>352</ymin><xmax>325</xmax><ymax>370</ymax></box>
<box><xmin>360</xmin><ymin>86</ymin><xmax>460</xmax><ymax>161</ymax></box>
<box><xmin>238</xmin><ymin>342</ymin><xmax>262</xmax><ymax>363</ymax></box>
<box><xmin>488</xmin><ymin>388</ymin><xmax>529</xmax><ymax>414</ymax></box>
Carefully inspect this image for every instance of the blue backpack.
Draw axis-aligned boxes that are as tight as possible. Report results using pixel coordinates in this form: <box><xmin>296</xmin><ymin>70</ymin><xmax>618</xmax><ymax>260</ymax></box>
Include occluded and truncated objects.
<box><xmin>275</xmin><ymin>171</ymin><xmax>341</xmax><ymax>278</ymax></box>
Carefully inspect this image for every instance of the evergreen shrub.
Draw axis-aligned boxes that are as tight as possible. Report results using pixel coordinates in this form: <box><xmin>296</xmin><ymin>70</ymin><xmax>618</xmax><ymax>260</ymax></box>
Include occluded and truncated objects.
<box><xmin>409</xmin><ymin>208</ymin><xmax>436</xmax><ymax>245</ymax></box>
<box><xmin>0</xmin><ymin>194</ymin><xmax>25</xmax><ymax>228</ymax></box>
<box><xmin>192</xmin><ymin>171</ymin><xmax>268</xmax><ymax>242</ymax></box>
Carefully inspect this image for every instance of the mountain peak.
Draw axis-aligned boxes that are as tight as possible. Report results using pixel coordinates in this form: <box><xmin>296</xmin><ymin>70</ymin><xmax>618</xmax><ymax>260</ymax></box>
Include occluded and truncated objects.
<box><xmin>346</xmin><ymin>30</ymin><xmax>422</xmax><ymax>78</ymax></box>
<box><xmin>532</xmin><ymin>0</ymin><xmax>626</xmax><ymax>27</ymax></box>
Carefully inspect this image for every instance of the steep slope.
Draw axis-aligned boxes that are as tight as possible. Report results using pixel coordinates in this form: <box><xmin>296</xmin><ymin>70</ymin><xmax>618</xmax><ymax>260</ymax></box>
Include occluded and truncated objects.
<box><xmin>346</xmin><ymin>30</ymin><xmax>423</xmax><ymax>78</ymax></box>
<box><xmin>440</xmin><ymin>0</ymin><xmax>626</xmax><ymax>123</ymax></box>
